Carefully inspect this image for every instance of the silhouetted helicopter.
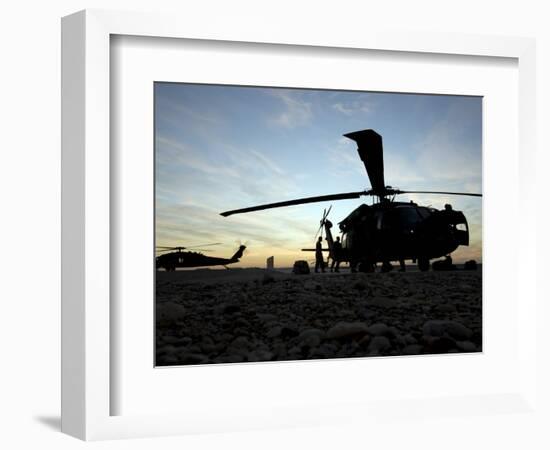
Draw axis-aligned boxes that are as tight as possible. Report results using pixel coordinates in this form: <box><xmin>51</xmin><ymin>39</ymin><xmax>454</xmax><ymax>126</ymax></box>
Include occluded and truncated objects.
<box><xmin>220</xmin><ymin>129</ymin><xmax>481</xmax><ymax>272</ymax></box>
<box><xmin>155</xmin><ymin>243</ymin><xmax>246</xmax><ymax>271</ymax></box>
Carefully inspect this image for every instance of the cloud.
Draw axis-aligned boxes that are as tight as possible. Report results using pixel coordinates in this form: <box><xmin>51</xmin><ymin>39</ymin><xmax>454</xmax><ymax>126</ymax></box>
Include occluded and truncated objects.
<box><xmin>248</xmin><ymin>149</ymin><xmax>285</xmax><ymax>176</ymax></box>
<box><xmin>156</xmin><ymin>136</ymin><xmax>240</xmax><ymax>178</ymax></box>
<box><xmin>326</xmin><ymin>137</ymin><xmax>365</xmax><ymax>178</ymax></box>
<box><xmin>155</xmin><ymin>201</ymin><xmax>317</xmax><ymax>260</ymax></box>
<box><xmin>155</xmin><ymin>134</ymin><xmax>303</xmax><ymax>228</ymax></box>
<box><xmin>156</xmin><ymin>94</ymin><xmax>221</xmax><ymax>124</ymax></box>
<box><xmin>267</xmin><ymin>90</ymin><xmax>313</xmax><ymax>128</ymax></box>
<box><xmin>154</xmin><ymin>85</ymin><xmax>482</xmax><ymax>266</ymax></box>
<box><xmin>412</xmin><ymin>100</ymin><xmax>482</xmax><ymax>186</ymax></box>
<box><xmin>332</xmin><ymin>96</ymin><xmax>373</xmax><ymax>115</ymax></box>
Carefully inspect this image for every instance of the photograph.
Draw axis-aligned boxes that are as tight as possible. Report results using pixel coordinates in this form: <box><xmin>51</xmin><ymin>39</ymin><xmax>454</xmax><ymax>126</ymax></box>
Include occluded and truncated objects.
<box><xmin>154</xmin><ymin>83</ymin><xmax>482</xmax><ymax>366</ymax></box>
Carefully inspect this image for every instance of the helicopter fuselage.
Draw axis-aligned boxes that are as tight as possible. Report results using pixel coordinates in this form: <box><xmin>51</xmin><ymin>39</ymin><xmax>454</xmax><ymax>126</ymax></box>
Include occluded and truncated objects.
<box><xmin>333</xmin><ymin>201</ymin><xmax>469</xmax><ymax>270</ymax></box>
<box><xmin>156</xmin><ymin>246</ymin><xmax>246</xmax><ymax>271</ymax></box>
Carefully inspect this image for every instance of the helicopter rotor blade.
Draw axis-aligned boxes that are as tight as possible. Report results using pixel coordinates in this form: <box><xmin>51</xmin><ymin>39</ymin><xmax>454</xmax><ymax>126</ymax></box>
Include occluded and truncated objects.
<box><xmin>324</xmin><ymin>205</ymin><xmax>332</xmax><ymax>220</ymax></box>
<box><xmin>343</xmin><ymin>129</ymin><xmax>385</xmax><ymax>195</ymax></box>
<box><xmin>313</xmin><ymin>222</ymin><xmax>323</xmax><ymax>241</ymax></box>
<box><xmin>396</xmin><ymin>190</ymin><xmax>482</xmax><ymax>197</ymax></box>
<box><xmin>220</xmin><ymin>191</ymin><xmax>366</xmax><ymax>217</ymax></box>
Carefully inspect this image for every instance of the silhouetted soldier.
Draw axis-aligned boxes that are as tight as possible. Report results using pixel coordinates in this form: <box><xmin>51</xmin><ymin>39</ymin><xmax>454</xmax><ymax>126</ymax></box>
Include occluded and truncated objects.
<box><xmin>315</xmin><ymin>236</ymin><xmax>325</xmax><ymax>273</ymax></box>
<box><xmin>330</xmin><ymin>236</ymin><xmax>342</xmax><ymax>273</ymax></box>
<box><xmin>399</xmin><ymin>258</ymin><xmax>406</xmax><ymax>272</ymax></box>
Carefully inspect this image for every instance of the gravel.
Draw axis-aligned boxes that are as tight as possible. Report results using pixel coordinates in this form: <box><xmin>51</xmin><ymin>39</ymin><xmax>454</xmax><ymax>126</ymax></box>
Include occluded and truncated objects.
<box><xmin>155</xmin><ymin>269</ymin><xmax>482</xmax><ymax>366</ymax></box>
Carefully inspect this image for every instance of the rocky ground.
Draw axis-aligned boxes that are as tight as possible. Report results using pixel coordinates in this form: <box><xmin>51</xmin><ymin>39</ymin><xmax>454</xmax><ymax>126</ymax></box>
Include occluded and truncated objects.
<box><xmin>155</xmin><ymin>268</ymin><xmax>482</xmax><ymax>366</ymax></box>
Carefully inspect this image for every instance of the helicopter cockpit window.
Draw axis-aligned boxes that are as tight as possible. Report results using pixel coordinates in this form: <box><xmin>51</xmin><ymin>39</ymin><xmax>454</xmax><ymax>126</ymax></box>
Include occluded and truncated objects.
<box><xmin>456</xmin><ymin>222</ymin><xmax>467</xmax><ymax>231</ymax></box>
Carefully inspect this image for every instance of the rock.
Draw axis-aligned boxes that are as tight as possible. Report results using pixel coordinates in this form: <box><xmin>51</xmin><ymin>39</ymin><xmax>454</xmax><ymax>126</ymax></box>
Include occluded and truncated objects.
<box><xmin>230</xmin><ymin>336</ymin><xmax>251</xmax><ymax>349</ymax></box>
<box><xmin>394</xmin><ymin>334</ymin><xmax>407</xmax><ymax>347</ymax></box>
<box><xmin>434</xmin><ymin>304</ymin><xmax>457</xmax><ymax>313</ymax></box>
<box><xmin>273</xmin><ymin>343</ymin><xmax>287</xmax><ymax>358</ymax></box>
<box><xmin>456</xmin><ymin>340</ymin><xmax>477</xmax><ymax>352</ymax></box>
<box><xmin>257</xmin><ymin>313</ymin><xmax>277</xmax><ymax>322</ymax></box>
<box><xmin>288</xmin><ymin>346</ymin><xmax>303</xmax><ymax>356</ymax></box>
<box><xmin>367</xmin><ymin>323</ymin><xmax>390</xmax><ymax>336</ymax></box>
<box><xmin>177</xmin><ymin>352</ymin><xmax>208</xmax><ymax>365</ymax></box>
<box><xmin>185</xmin><ymin>344</ymin><xmax>202</xmax><ymax>354</ymax></box>
<box><xmin>362</xmin><ymin>309</ymin><xmax>376</xmax><ymax>320</ymax></box>
<box><xmin>157</xmin><ymin>355</ymin><xmax>179</xmax><ymax>365</ymax></box>
<box><xmin>292</xmin><ymin>260</ymin><xmax>310</xmax><ymax>275</ymax></box>
<box><xmin>262</xmin><ymin>273</ymin><xmax>275</xmax><ymax>284</ymax></box>
<box><xmin>445</xmin><ymin>322</ymin><xmax>473</xmax><ymax>340</ymax></box>
<box><xmin>464</xmin><ymin>260</ymin><xmax>478</xmax><ymax>270</ymax></box>
<box><xmin>218</xmin><ymin>333</ymin><xmax>234</xmax><ymax>342</ymax></box>
<box><xmin>234</xmin><ymin>317</ymin><xmax>250</xmax><ymax>328</ymax></box>
<box><xmin>157</xmin><ymin>344</ymin><xmax>177</xmax><ymax>356</ymax></box>
<box><xmin>353</xmin><ymin>281</ymin><xmax>367</xmax><ymax>291</ymax></box>
<box><xmin>430</xmin><ymin>336</ymin><xmax>457</xmax><ymax>353</ymax></box>
<box><xmin>422</xmin><ymin>320</ymin><xmax>473</xmax><ymax>341</ymax></box>
<box><xmin>156</xmin><ymin>302</ymin><xmax>186</xmax><ymax>327</ymax></box>
<box><xmin>162</xmin><ymin>335</ymin><xmax>186</xmax><ymax>345</ymax></box>
<box><xmin>298</xmin><ymin>329</ymin><xmax>325</xmax><ymax>348</ymax></box>
<box><xmin>280</xmin><ymin>326</ymin><xmax>299</xmax><ymax>339</ymax></box>
<box><xmin>368</xmin><ymin>336</ymin><xmax>391</xmax><ymax>353</ymax></box>
<box><xmin>302</xmin><ymin>334</ymin><xmax>322</xmax><ymax>348</ymax></box>
<box><xmin>216</xmin><ymin>354</ymin><xmax>245</xmax><ymax>364</ymax></box>
<box><xmin>358</xmin><ymin>334</ymin><xmax>371</xmax><ymax>348</ymax></box>
<box><xmin>313</xmin><ymin>343</ymin><xmax>338</xmax><ymax>358</ymax></box>
<box><xmin>368</xmin><ymin>297</ymin><xmax>396</xmax><ymax>308</ymax></box>
<box><xmin>402</xmin><ymin>344</ymin><xmax>423</xmax><ymax>355</ymax></box>
<box><xmin>326</xmin><ymin>322</ymin><xmax>369</xmax><ymax>340</ymax></box>
<box><xmin>298</xmin><ymin>328</ymin><xmax>325</xmax><ymax>340</ymax></box>
<box><xmin>266</xmin><ymin>326</ymin><xmax>282</xmax><ymax>338</ymax></box>
<box><xmin>422</xmin><ymin>320</ymin><xmax>446</xmax><ymax>337</ymax></box>
<box><xmin>222</xmin><ymin>304</ymin><xmax>241</xmax><ymax>314</ymax></box>
<box><xmin>201</xmin><ymin>342</ymin><xmax>219</xmax><ymax>353</ymax></box>
<box><xmin>247</xmin><ymin>350</ymin><xmax>274</xmax><ymax>362</ymax></box>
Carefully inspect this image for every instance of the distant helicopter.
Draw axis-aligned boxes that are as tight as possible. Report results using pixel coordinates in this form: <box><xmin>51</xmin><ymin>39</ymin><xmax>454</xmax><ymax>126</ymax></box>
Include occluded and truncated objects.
<box><xmin>220</xmin><ymin>129</ymin><xmax>481</xmax><ymax>272</ymax></box>
<box><xmin>155</xmin><ymin>243</ymin><xmax>246</xmax><ymax>271</ymax></box>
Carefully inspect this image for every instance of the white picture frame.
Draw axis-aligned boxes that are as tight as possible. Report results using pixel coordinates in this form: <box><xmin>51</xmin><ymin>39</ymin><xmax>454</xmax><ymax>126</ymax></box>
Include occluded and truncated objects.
<box><xmin>61</xmin><ymin>9</ymin><xmax>538</xmax><ymax>441</ymax></box>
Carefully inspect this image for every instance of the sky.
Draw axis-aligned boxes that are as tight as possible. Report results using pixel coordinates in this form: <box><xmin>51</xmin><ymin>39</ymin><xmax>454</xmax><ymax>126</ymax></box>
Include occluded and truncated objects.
<box><xmin>155</xmin><ymin>83</ymin><xmax>482</xmax><ymax>268</ymax></box>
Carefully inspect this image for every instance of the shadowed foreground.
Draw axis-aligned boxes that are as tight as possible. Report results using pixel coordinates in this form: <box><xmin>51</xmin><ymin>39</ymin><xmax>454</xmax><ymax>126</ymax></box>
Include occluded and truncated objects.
<box><xmin>156</xmin><ymin>269</ymin><xmax>482</xmax><ymax>366</ymax></box>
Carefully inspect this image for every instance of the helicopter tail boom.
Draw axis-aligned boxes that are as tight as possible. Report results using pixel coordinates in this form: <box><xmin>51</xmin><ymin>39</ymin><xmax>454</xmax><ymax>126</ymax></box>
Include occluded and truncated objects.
<box><xmin>230</xmin><ymin>245</ymin><xmax>247</xmax><ymax>262</ymax></box>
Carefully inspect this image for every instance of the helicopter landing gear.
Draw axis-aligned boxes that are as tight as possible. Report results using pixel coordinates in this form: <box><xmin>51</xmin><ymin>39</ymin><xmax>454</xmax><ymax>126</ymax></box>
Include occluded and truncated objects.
<box><xmin>418</xmin><ymin>257</ymin><xmax>430</xmax><ymax>272</ymax></box>
<box><xmin>357</xmin><ymin>261</ymin><xmax>375</xmax><ymax>273</ymax></box>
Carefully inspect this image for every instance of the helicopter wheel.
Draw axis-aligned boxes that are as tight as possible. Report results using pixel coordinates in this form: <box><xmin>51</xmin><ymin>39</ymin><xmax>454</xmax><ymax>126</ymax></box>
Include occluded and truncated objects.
<box><xmin>357</xmin><ymin>261</ymin><xmax>375</xmax><ymax>273</ymax></box>
<box><xmin>418</xmin><ymin>258</ymin><xmax>430</xmax><ymax>272</ymax></box>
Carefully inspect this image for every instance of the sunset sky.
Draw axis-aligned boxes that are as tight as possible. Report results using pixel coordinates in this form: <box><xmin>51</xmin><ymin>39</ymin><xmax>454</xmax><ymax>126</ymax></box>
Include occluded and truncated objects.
<box><xmin>155</xmin><ymin>83</ymin><xmax>482</xmax><ymax>268</ymax></box>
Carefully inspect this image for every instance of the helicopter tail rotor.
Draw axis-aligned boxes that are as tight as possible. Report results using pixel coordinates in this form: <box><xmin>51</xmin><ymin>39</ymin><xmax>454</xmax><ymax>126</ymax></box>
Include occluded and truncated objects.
<box><xmin>313</xmin><ymin>206</ymin><xmax>332</xmax><ymax>241</ymax></box>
